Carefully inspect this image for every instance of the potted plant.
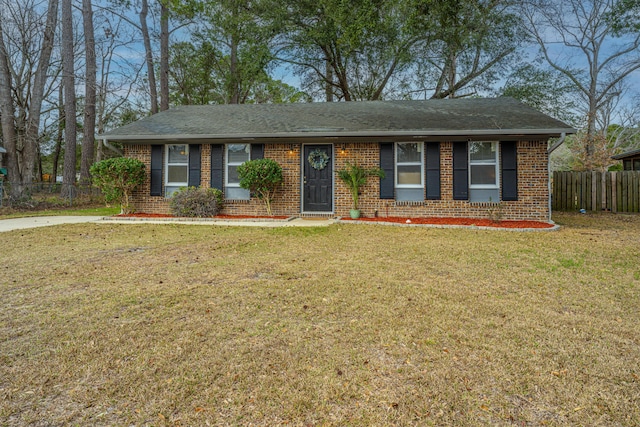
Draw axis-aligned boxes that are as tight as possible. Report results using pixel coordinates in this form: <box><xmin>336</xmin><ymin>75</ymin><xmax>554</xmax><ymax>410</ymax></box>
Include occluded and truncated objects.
<box><xmin>337</xmin><ymin>162</ymin><xmax>385</xmax><ymax>219</ymax></box>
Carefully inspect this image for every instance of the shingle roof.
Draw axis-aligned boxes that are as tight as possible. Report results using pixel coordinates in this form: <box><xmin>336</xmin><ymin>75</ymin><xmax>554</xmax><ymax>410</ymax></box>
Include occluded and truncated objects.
<box><xmin>100</xmin><ymin>98</ymin><xmax>575</xmax><ymax>143</ymax></box>
<box><xmin>612</xmin><ymin>148</ymin><xmax>640</xmax><ymax>160</ymax></box>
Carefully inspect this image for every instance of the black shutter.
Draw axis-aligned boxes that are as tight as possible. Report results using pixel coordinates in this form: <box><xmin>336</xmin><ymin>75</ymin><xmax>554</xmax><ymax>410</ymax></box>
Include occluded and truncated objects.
<box><xmin>425</xmin><ymin>142</ymin><xmax>440</xmax><ymax>200</ymax></box>
<box><xmin>379</xmin><ymin>142</ymin><xmax>394</xmax><ymax>199</ymax></box>
<box><xmin>452</xmin><ymin>141</ymin><xmax>468</xmax><ymax>200</ymax></box>
<box><xmin>188</xmin><ymin>144</ymin><xmax>201</xmax><ymax>187</ymax></box>
<box><xmin>150</xmin><ymin>145</ymin><xmax>163</xmax><ymax>196</ymax></box>
<box><xmin>501</xmin><ymin>141</ymin><xmax>518</xmax><ymax>201</ymax></box>
<box><xmin>210</xmin><ymin>144</ymin><xmax>224</xmax><ymax>190</ymax></box>
<box><xmin>251</xmin><ymin>143</ymin><xmax>264</xmax><ymax>160</ymax></box>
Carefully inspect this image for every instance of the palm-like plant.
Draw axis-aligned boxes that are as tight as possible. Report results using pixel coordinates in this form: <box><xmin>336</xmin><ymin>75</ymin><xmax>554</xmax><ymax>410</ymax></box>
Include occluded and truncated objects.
<box><xmin>337</xmin><ymin>162</ymin><xmax>385</xmax><ymax>211</ymax></box>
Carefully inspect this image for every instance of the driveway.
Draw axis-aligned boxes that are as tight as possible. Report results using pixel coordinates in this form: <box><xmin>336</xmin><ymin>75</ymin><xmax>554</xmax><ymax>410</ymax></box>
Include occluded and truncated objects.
<box><xmin>0</xmin><ymin>216</ymin><xmax>335</xmax><ymax>232</ymax></box>
<box><xmin>0</xmin><ymin>216</ymin><xmax>104</xmax><ymax>232</ymax></box>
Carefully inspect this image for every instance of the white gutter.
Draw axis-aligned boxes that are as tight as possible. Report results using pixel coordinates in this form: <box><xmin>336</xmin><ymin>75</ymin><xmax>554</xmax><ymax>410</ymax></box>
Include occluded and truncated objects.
<box><xmin>548</xmin><ymin>132</ymin><xmax>566</xmax><ymax>222</ymax></box>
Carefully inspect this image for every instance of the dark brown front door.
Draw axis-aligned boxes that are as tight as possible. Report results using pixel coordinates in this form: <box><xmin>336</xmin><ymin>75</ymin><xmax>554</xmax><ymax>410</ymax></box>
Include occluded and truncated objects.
<box><xmin>303</xmin><ymin>145</ymin><xmax>333</xmax><ymax>212</ymax></box>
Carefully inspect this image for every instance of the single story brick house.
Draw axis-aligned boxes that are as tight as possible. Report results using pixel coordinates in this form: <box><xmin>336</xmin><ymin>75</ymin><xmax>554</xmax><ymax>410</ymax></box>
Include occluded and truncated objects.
<box><xmin>99</xmin><ymin>98</ymin><xmax>575</xmax><ymax>221</ymax></box>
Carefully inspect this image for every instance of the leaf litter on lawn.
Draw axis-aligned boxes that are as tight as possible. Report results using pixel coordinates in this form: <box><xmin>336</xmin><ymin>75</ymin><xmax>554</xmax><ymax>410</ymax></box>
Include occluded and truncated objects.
<box><xmin>0</xmin><ymin>213</ymin><xmax>639</xmax><ymax>425</ymax></box>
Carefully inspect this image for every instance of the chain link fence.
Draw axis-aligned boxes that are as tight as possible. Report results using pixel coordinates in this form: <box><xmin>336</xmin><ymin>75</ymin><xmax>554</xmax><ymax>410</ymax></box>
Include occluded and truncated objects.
<box><xmin>0</xmin><ymin>181</ymin><xmax>103</xmax><ymax>209</ymax></box>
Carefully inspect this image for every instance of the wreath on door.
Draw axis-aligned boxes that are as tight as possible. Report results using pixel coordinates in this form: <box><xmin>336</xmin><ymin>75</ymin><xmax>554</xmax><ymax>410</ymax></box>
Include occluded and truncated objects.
<box><xmin>308</xmin><ymin>149</ymin><xmax>330</xmax><ymax>171</ymax></box>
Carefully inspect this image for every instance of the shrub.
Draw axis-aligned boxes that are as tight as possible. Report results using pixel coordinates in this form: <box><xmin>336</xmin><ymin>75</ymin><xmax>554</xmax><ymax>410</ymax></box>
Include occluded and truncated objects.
<box><xmin>237</xmin><ymin>158</ymin><xmax>283</xmax><ymax>216</ymax></box>
<box><xmin>90</xmin><ymin>157</ymin><xmax>146</xmax><ymax>214</ymax></box>
<box><xmin>170</xmin><ymin>186</ymin><xmax>224</xmax><ymax>217</ymax></box>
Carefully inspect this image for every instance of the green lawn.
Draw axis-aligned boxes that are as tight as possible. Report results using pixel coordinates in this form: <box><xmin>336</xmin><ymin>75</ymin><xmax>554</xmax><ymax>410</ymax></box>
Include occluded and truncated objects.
<box><xmin>1</xmin><ymin>212</ymin><xmax>638</xmax><ymax>426</ymax></box>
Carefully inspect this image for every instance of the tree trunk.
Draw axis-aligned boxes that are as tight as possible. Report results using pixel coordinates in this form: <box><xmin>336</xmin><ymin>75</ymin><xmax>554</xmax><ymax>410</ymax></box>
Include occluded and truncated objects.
<box><xmin>229</xmin><ymin>32</ymin><xmax>239</xmax><ymax>104</ymax></box>
<box><xmin>61</xmin><ymin>0</ymin><xmax>77</xmax><ymax>196</ymax></box>
<box><xmin>0</xmin><ymin>0</ymin><xmax>58</xmax><ymax>197</ymax></box>
<box><xmin>159</xmin><ymin>1</ymin><xmax>169</xmax><ymax>111</ymax></box>
<box><xmin>0</xmin><ymin>25</ymin><xmax>19</xmax><ymax>190</ymax></box>
<box><xmin>325</xmin><ymin>60</ymin><xmax>333</xmax><ymax>102</ymax></box>
<box><xmin>140</xmin><ymin>0</ymin><xmax>159</xmax><ymax>114</ymax></box>
<box><xmin>80</xmin><ymin>0</ymin><xmax>96</xmax><ymax>187</ymax></box>
<box><xmin>52</xmin><ymin>84</ymin><xmax>64</xmax><ymax>184</ymax></box>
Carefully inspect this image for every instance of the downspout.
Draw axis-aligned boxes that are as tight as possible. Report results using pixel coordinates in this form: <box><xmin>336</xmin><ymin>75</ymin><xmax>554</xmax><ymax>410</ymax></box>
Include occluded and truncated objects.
<box><xmin>547</xmin><ymin>133</ymin><xmax>566</xmax><ymax>222</ymax></box>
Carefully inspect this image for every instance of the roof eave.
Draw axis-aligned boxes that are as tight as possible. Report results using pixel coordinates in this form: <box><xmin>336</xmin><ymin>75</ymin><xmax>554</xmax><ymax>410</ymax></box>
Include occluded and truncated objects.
<box><xmin>612</xmin><ymin>148</ymin><xmax>640</xmax><ymax>160</ymax></box>
<box><xmin>99</xmin><ymin>128</ymin><xmax>576</xmax><ymax>143</ymax></box>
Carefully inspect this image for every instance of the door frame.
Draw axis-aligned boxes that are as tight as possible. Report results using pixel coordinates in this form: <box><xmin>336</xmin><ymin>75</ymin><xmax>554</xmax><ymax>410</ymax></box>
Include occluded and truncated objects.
<box><xmin>301</xmin><ymin>143</ymin><xmax>334</xmax><ymax>214</ymax></box>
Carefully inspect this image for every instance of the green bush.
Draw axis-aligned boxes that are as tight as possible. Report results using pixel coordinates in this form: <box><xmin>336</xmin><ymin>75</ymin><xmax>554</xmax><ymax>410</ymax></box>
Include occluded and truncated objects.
<box><xmin>90</xmin><ymin>157</ymin><xmax>146</xmax><ymax>214</ymax></box>
<box><xmin>169</xmin><ymin>186</ymin><xmax>224</xmax><ymax>217</ymax></box>
<box><xmin>238</xmin><ymin>158</ymin><xmax>283</xmax><ymax>216</ymax></box>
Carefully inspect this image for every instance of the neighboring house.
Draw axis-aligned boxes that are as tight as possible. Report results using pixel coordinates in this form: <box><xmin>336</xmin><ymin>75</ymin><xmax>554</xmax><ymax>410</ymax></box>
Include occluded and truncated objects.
<box><xmin>612</xmin><ymin>149</ymin><xmax>640</xmax><ymax>171</ymax></box>
<box><xmin>99</xmin><ymin>98</ymin><xmax>575</xmax><ymax>221</ymax></box>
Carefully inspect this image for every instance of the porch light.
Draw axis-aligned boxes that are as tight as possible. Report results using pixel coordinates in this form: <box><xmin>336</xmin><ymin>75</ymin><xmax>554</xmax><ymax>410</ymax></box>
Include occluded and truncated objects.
<box><xmin>340</xmin><ymin>144</ymin><xmax>345</xmax><ymax>154</ymax></box>
<box><xmin>288</xmin><ymin>144</ymin><xmax>294</xmax><ymax>154</ymax></box>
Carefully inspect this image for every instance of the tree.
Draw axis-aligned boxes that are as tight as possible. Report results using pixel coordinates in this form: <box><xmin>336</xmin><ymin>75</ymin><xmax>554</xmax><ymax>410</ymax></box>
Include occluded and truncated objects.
<box><xmin>523</xmin><ymin>0</ymin><xmax>640</xmax><ymax>169</ymax></box>
<box><xmin>499</xmin><ymin>63</ymin><xmax>582</xmax><ymax>127</ymax></box>
<box><xmin>138</xmin><ymin>0</ymin><xmax>159</xmax><ymax>114</ymax></box>
<box><xmin>168</xmin><ymin>40</ymin><xmax>310</xmax><ymax>105</ymax></box>
<box><xmin>279</xmin><ymin>0</ymin><xmax>422</xmax><ymax>101</ymax></box>
<box><xmin>159</xmin><ymin>1</ymin><xmax>170</xmax><ymax>111</ymax></box>
<box><xmin>171</xmin><ymin>0</ymin><xmax>279</xmax><ymax>104</ymax></box>
<box><xmin>90</xmin><ymin>157</ymin><xmax>146</xmax><ymax>213</ymax></box>
<box><xmin>237</xmin><ymin>158</ymin><xmax>283</xmax><ymax>215</ymax></box>
<box><xmin>0</xmin><ymin>0</ymin><xmax>58</xmax><ymax>197</ymax></box>
<box><xmin>61</xmin><ymin>0</ymin><xmax>77</xmax><ymax>195</ymax></box>
<box><xmin>92</xmin><ymin>9</ymin><xmax>143</xmax><ymax>160</ymax></box>
<box><xmin>80</xmin><ymin>0</ymin><xmax>97</xmax><ymax>186</ymax></box>
<box><xmin>420</xmin><ymin>0</ymin><xmax>524</xmax><ymax>99</ymax></box>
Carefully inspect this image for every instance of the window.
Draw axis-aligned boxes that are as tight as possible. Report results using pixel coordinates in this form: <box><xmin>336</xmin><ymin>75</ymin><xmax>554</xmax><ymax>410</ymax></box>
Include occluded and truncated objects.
<box><xmin>165</xmin><ymin>144</ymin><xmax>188</xmax><ymax>196</ymax></box>
<box><xmin>395</xmin><ymin>142</ymin><xmax>423</xmax><ymax>201</ymax></box>
<box><xmin>469</xmin><ymin>141</ymin><xmax>498</xmax><ymax>188</ymax></box>
<box><xmin>226</xmin><ymin>143</ymin><xmax>250</xmax><ymax>200</ymax></box>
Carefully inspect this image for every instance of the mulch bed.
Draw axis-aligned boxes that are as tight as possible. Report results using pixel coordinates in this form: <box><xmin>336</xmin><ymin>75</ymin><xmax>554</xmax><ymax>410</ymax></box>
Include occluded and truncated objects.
<box><xmin>342</xmin><ymin>216</ymin><xmax>555</xmax><ymax>229</ymax></box>
<box><xmin>114</xmin><ymin>213</ymin><xmax>290</xmax><ymax>220</ymax></box>
<box><xmin>114</xmin><ymin>213</ymin><xmax>554</xmax><ymax>229</ymax></box>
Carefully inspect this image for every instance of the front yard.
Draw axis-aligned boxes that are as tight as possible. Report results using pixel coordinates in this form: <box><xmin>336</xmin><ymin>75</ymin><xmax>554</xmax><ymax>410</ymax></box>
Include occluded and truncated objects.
<box><xmin>1</xmin><ymin>213</ymin><xmax>638</xmax><ymax>425</ymax></box>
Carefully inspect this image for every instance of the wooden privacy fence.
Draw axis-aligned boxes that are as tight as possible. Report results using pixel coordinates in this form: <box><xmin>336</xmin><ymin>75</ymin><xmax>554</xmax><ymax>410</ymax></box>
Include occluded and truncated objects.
<box><xmin>553</xmin><ymin>171</ymin><xmax>640</xmax><ymax>212</ymax></box>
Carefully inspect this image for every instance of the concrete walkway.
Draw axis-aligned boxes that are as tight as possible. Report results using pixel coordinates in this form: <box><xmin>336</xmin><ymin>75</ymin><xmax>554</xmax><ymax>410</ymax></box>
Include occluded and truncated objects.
<box><xmin>0</xmin><ymin>216</ymin><xmax>336</xmax><ymax>232</ymax></box>
<box><xmin>0</xmin><ymin>216</ymin><xmax>105</xmax><ymax>232</ymax></box>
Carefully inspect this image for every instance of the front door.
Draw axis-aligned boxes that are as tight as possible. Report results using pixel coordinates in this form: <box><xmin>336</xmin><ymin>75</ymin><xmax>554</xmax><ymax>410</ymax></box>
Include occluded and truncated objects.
<box><xmin>303</xmin><ymin>145</ymin><xmax>333</xmax><ymax>212</ymax></box>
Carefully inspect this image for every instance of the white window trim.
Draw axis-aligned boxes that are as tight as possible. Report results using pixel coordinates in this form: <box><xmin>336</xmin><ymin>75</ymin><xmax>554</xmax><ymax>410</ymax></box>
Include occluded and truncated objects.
<box><xmin>225</xmin><ymin>143</ymin><xmax>251</xmax><ymax>188</ymax></box>
<box><xmin>469</xmin><ymin>141</ymin><xmax>499</xmax><ymax>190</ymax></box>
<box><xmin>395</xmin><ymin>142</ymin><xmax>424</xmax><ymax>188</ymax></box>
<box><xmin>165</xmin><ymin>144</ymin><xmax>189</xmax><ymax>187</ymax></box>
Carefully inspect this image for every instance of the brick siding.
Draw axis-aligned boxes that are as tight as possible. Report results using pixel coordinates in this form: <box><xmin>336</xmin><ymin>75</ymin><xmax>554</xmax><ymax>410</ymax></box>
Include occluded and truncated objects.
<box><xmin>125</xmin><ymin>140</ymin><xmax>549</xmax><ymax>221</ymax></box>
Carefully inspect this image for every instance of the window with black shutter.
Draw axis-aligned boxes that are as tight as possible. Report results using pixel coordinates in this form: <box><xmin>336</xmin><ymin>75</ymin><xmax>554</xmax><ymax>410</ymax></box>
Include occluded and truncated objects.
<box><xmin>425</xmin><ymin>142</ymin><xmax>440</xmax><ymax>200</ymax></box>
<box><xmin>453</xmin><ymin>141</ymin><xmax>468</xmax><ymax>200</ymax></box>
<box><xmin>210</xmin><ymin>144</ymin><xmax>224</xmax><ymax>190</ymax></box>
<box><xmin>500</xmin><ymin>141</ymin><xmax>518</xmax><ymax>201</ymax></box>
<box><xmin>188</xmin><ymin>144</ymin><xmax>201</xmax><ymax>187</ymax></box>
<box><xmin>379</xmin><ymin>143</ymin><xmax>394</xmax><ymax>199</ymax></box>
<box><xmin>150</xmin><ymin>145</ymin><xmax>163</xmax><ymax>196</ymax></box>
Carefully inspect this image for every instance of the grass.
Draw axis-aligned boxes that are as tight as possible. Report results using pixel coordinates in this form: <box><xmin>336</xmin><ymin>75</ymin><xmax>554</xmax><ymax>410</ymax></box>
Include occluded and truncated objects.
<box><xmin>0</xmin><ymin>190</ymin><xmax>118</xmax><ymax>219</ymax></box>
<box><xmin>1</xmin><ymin>212</ymin><xmax>639</xmax><ymax>426</ymax></box>
<box><xmin>0</xmin><ymin>205</ymin><xmax>119</xmax><ymax>219</ymax></box>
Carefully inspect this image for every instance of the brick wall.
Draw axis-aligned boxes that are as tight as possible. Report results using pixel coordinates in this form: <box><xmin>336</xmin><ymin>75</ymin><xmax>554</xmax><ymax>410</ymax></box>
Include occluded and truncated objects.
<box><xmin>125</xmin><ymin>140</ymin><xmax>549</xmax><ymax>221</ymax></box>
